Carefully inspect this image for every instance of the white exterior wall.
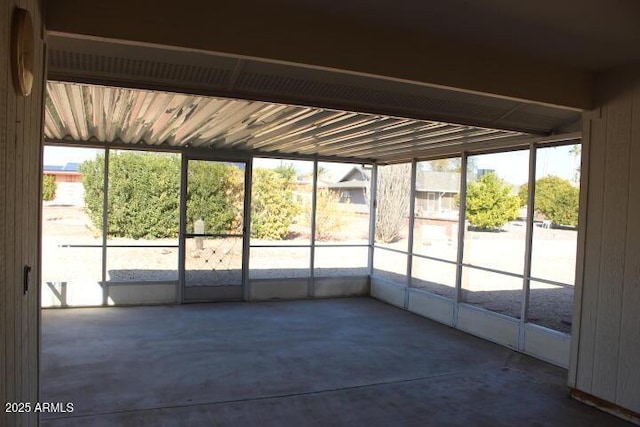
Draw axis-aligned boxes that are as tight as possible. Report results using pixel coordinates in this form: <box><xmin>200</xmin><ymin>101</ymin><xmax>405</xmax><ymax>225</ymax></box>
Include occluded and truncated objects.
<box><xmin>51</xmin><ymin>182</ymin><xmax>84</xmax><ymax>206</ymax></box>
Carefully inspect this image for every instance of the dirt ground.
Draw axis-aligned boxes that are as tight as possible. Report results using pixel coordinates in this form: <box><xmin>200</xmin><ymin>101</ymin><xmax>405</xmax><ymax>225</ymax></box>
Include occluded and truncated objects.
<box><xmin>42</xmin><ymin>206</ymin><xmax>369</xmax><ymax>283</ymax></box>
<box><xmin>375</xmin><ymin>221</ymin><xmax>576</xmax><ymax>332</ymax></box>
<box><xmin>42</xmin><ymin>206</ymin><xmax>575</xmax><ymax>332</ymax></box>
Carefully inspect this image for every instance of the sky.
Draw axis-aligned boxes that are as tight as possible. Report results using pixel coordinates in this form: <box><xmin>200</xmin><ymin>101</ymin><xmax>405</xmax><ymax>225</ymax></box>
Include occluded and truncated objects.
<box><xmin>42</xmin><ymin>148</ymin><xmax>355</xmax><ymax>182</ymax></box>
<box><xmin>471</xmin><ymin>144</ymin><xmax>579</xmax><ymax>185</ymax></box>
<box><xmin>44</xmin><ymin>146</ymin><xmax>102</xmax><ymax>165</ymax></box>
<box><xmin>253</xmin><ymin>157</ymin><xmax>354</xmax><ymax>181</ymax></box>
<box><xmin>44</xmin><ymin>144</ymin><xmax>579</xmax><ymax>185</ymax></box>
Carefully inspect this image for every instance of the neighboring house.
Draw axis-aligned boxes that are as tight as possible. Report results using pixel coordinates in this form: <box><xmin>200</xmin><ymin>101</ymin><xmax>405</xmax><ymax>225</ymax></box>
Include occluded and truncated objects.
<box><xmin>415</xmin><ymin>170</ymin><xmax>460</xmax><ymax>216</ymax></box>
<box><xmin>44</xmin><ymin>162</ymin><xmax>82</xmax><ymax>182</ymax></box>
<box><xmin>292</xmin><ymin>176</ymin><xmax>329</xmax><ymax>204</ymax></box>
<box><xmin>328</xmin><ymin>166</ymin><xmax>460</xmax><ymax>216</ymax></box>
<box><xmin>329</xmin><ymin>166</ymin><xmax>371</xmax><ymax>206</ymax></box>
<box><xmin>43</xmin><ymin>163</ymin><xmax>84</xmax><ymax>206</ymax></box>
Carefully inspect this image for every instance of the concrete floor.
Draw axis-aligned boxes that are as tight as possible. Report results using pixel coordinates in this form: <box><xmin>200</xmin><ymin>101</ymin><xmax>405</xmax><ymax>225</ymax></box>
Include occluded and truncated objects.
<box><xmin>40</xmin><ymin>298</ymin><xmax>631</xmax><ymax>426</ymax></box>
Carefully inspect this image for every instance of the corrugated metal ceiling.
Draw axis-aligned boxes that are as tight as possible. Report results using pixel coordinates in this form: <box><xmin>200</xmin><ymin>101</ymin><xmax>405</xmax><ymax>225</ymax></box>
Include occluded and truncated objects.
<box><xmin>44</xmin><ymin>81</ymin><xmax>524</xmax><ymax>163</ymax></box>
<box><xmin>47</xmin><ymin>34</ymin><xmax>582</xmax><ymax>138</ymax></box>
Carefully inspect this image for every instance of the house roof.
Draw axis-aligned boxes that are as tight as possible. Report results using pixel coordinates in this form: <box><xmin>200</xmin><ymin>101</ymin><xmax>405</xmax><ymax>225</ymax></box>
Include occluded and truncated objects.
<box><xmin>336</xmin><ymin>166</ymin><xmax>371</xmax><ymax>183</ymax></box>
<box><xmin>329</xmin><ymin>180</ymin><xmax>369</xmax><ymax>189</ymax></box>
<box><xmin>329</xmin><ymin>166</ymin><xmax>371</xmax><ymax>190</ymax></box>
<box><xmin>43</xmin><ymin>162</ymin><xmax>81</xmax><ymax>173</ymax></box>
<box><xmin>328</xmin><ymin>168</ymin><xmax>460</xmax><ymax>192</ymax></box>
<box><xmin>295</xmin><ymin>178</ymin><xmax>329</xmax><ymax>188</ymax></box>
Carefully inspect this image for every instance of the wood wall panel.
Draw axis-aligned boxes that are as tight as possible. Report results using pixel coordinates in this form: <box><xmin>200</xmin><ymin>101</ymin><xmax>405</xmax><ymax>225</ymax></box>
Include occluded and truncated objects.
<box><xmin>5</xmin><ymin>1</ymin><xmax>18</xmax><ymax>424</ymax></box>
<box><xmin>592</xmin><ymin>87</ymin><xmax>633</xmax><ymax>402</ymax></box>
<box><xmin>0</xmin><ymin>0</ymin><xmax>7</xmax><ymax>418</ymax></box>
<box><xmin>574</xmin><ymin>67</ymin><xmax>640</xmax><ymax>418</ymax></box>
<box><xmin>616</xmin><ymin>76</ymin><xmax>640</xmax><ymax>414</ymax></box>
<box><xmin>568</xmin><ymin>107</ymin><xmax>592</xmax><ymax>388</ymax></box>
<box><xmin>1</xmin><ymin>1</ymin><xmax>44</xmax><ymax>426</ymax></box>
<box><xmin>575</xmin><ymin>110</ymin><xmax>607</xmax><ymax>392</ymax></box>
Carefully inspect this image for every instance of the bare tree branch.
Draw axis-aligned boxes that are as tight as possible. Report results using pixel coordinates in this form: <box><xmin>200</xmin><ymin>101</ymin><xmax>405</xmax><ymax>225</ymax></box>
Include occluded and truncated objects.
<box><xmin>375</xmin><ymin>164</ymin><xmax>411</xmax><ymax>243</ymax></box>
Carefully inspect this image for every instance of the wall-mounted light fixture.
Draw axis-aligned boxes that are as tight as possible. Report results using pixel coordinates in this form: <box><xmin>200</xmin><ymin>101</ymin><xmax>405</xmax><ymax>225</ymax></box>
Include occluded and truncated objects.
<box><xmin>10</xmin><ymin>7</ymin><xmax>34</xmax><ymax>97</ymax></box>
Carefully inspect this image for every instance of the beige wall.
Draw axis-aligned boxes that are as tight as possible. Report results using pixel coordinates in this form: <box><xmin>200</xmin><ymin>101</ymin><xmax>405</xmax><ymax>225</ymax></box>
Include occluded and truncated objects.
<box><xmin>571</xmin><ymin>65</ymin><xmax>640</xmax><ymax>418</ymax></box>
<box><xmin>1</xmin><ymin>1</ymin><xmax>45</xmax><ymax>426</ymax></box>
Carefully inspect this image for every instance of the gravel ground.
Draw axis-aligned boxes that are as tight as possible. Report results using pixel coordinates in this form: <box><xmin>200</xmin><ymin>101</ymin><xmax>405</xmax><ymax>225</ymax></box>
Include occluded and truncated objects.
<box><xmin>374</xmin><ymin>221</ymin><xmax>576</xmax><ymax>333</ymax></box>
<box><xmin>42</xmin><ymin>206</ymin><xmax>576</xmax><ymax>332</ymax></box>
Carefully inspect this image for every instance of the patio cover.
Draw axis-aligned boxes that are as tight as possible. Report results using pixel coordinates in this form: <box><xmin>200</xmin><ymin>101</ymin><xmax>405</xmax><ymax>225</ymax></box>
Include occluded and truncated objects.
<box><xmin>44</xmin><ymin>81</ymin><xmax>529</xmax><ymax>163</ymax></box>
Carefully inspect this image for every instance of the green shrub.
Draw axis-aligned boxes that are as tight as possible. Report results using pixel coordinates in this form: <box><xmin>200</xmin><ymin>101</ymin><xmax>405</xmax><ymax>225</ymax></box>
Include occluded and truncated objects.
<box><xmin>466</xmin><ymin>172</ymin><xmax>520</xmax><ymax>230</ymax></box>
<box><xmin>515</xmin><ymin>176</ymin><xmax>579</xmax><ymax>227</ymax></box>
<box><xmin>532</xmin><ymin>176</ymin><xmax>579</xmax><ymax>227</ymax></box>
<box><xmin>186</xmin><ymin>160</ymin><xmax>244</xmax><ymax>234</ymax></box>
<box><xmin>251</xmin><ymin>168</ymin><xmax>300</xmax><ymax>239</ymax></box>
<box><xmin>82</xmin><ymin>153</ymin><xmax>300</xmax><ymax>240</ymax></box>
<box><xmin>80</xmin><ymin>154</ymin><xmax>107</xmax><ymax>230</ymax></box>
<box><xmin>42</xmin><ymin>175</ymin><xmax>57</xmax><ymax>201</ymax></box>
<box><xmin>517</xmin><ymin>183</ymin><xmax>529</xmax><ymax>207</ymax></box>
<box><xmin>82</xmin><ymin>153</ymin><xmax>245</xmax><ymax>239</ymax></box>
<box><xmin>82</xmin><ymin>152</ymin><xmax>182</xmax><ymax>239</ymax></box>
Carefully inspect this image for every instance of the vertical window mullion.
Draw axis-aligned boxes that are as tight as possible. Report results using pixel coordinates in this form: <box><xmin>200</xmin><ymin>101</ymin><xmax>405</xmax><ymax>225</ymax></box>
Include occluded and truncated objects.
<box><xmin>405</xmin><ymin>160</ymin><xmax>418</xmax><ymax>307</ymax></box>
<box><xmin>454</xmin><ymin>151</ymin><xmax>468</xmax><ymax>326</ymax></box>
<box><xmin>309</xmin><ymin>159</ymin><xmax>318</xmax><ymax>296</ymax></box>
<box><xmin>368</xmin><ymin>163</ymin><xmax>378</xmax><ymax>276</ymax></box>
<box><xmin>101</xmin><ymin>147</ymin><xmax>109</xmax><ymax>305</ymax></box>
<box><xmin>519</xmin><ymin>142</ymin><xmax>537</xmax><ymax>348</ymax></box>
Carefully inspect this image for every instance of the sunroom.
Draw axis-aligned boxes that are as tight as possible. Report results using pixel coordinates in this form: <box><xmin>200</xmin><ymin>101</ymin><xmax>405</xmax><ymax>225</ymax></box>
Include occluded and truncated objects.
<box><xmin>42</xmin><ymin>78</ymin><xmax>580</xmax><ymax>369</ymax></box>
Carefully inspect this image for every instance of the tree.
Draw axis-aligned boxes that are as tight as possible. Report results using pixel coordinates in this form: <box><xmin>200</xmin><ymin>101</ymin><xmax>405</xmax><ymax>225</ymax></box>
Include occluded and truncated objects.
<box><xmin>251</xmin><ymin>168</ymin><xmax>300</xmax><ymax>239</ymax></box>
<box><xmin>465</xmin><ymin>172</ymin><xmax>520</xmax><ymax>230</ymax></box>
<box><xmin>421</xmin><ymin>157</ymin><xmax>477</xmax><ymax>178</ymax></box>
<box><xmin>569</xmin><ymin>145</ymin><xmax>581</xmax><ymax>157</ymax></box>
<box><xmin>375</xmin><ymin>163</ymin><xmax>411</xmax><ymax>243</ymax></box>
<box><xmin>570</xmin><ymin>144</ymin><xmax>581</xmax><ymax>184</ymax></box>
<box><xmin>273</xmin><ymin>162</ymin><xmax>297</xmax><ymax>182</ymax></box>
<box><xmin>80</xmin><ymin>154</ymin><xmax>108</xmax><ymax>234</ymax></box>
<box><xmin>532</xmin><ymin>176</ymin><xmax>579</xmax><ymax>227</ymax></box>
<box><xmin>317</xmin><ymin>165</ymin><xmax>330</xmax><ymax>181</ymax></box>
<box><xmin>303</xmin><ymin>188</ymin><xmax>345</xmax><ymax>241</ymax></box>
<box><xmin>427</xmin><ymin>158</ymin><xmax>460</xmax><ymax>172</ymax></box>
<box><xmin>517</xmin><ymin>183</ymin><xmax>529</xmax><ymax>207</ymax></box>
<box><xmin>82</xmin><ymin>153</ymin><xmax>302</xmax><ymax>240</ymax></box>
<box><xmin>42</xmin><ymin>175</ymin><xmax>57</xmax><ymax>201</ymax></box>
<box><xmin>186</xmin><ymin>161</ymin><xmax>244</xmax><ymax>234</ymax></box>
<box><xmin>81</xmin><ymin>152</ymin><xmax>182</xmax><ymax>239</ymax></box>
<box><xmin>81</xmin><ymin>153</ymin><xmax>243</xmax><ymax>239</ymax></box>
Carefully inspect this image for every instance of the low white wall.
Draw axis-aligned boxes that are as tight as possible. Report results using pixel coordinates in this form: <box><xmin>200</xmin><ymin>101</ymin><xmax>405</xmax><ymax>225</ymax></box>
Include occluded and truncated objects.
<box><xmin>183</xmin><ymin>285</ymin><xmax>243</xmax><ymax>302</ymax></box>
<box><xmin>42</xmin><ymin>281</ymin><xmax>177</xmax><ymax>307</ymax></box>
<box><xmin>42</xmin><ymin>281</ymin><xmax>104</xmax><ymax>307</ymax></box>
<box><xmin>524</xmin><ymin>323</ymin><xmax>571</xmax><ymax>368</ymax></box>
<box><xmin>370</xmin><ymin>277</ymin><xmax>406</xmax><ymax>308</ymax></box>
<box><xmin>371</xmin><ymin>284</ymin><xmax>571</xmax><ymax>368</ymax></box>
<box><xmin>313</xmin><ymin>276</ymin><xmax>368</xmax><ymax>298</ymax></box>
<box><xmin>249</xmin><ymin>277</ymin><xmax>370</xmax><ymax>301</ymax></box>
<box><xmin>43</xmin><ymin>276</ymin><xmax>372</xmax><ymax>307</ymax></box>
<box><xmin>108</xmin><ymin>283</ymin><xmax>176</xmax><ymax>305</ymax></box>
<box><xmin>249</xmin><ymin>279</ymin><xmax>309</xmax><ymax>301</ymax></box>
<box><xmin>407</xmin><ymin>289</ymin><xmax>454</xmax><ymax>326</ymax></box>
<box><xmin>457</xmin><ymin>304</ymin><xmax>519</xmax><ymax>349</ymax></box>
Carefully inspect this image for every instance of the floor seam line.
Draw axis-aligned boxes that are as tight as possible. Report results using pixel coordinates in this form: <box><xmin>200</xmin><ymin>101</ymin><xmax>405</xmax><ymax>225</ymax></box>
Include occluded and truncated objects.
<box><xmin>42</xmin><ymin>367</ymin><xmax>496</xmax><ymax>421</ymax></box>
